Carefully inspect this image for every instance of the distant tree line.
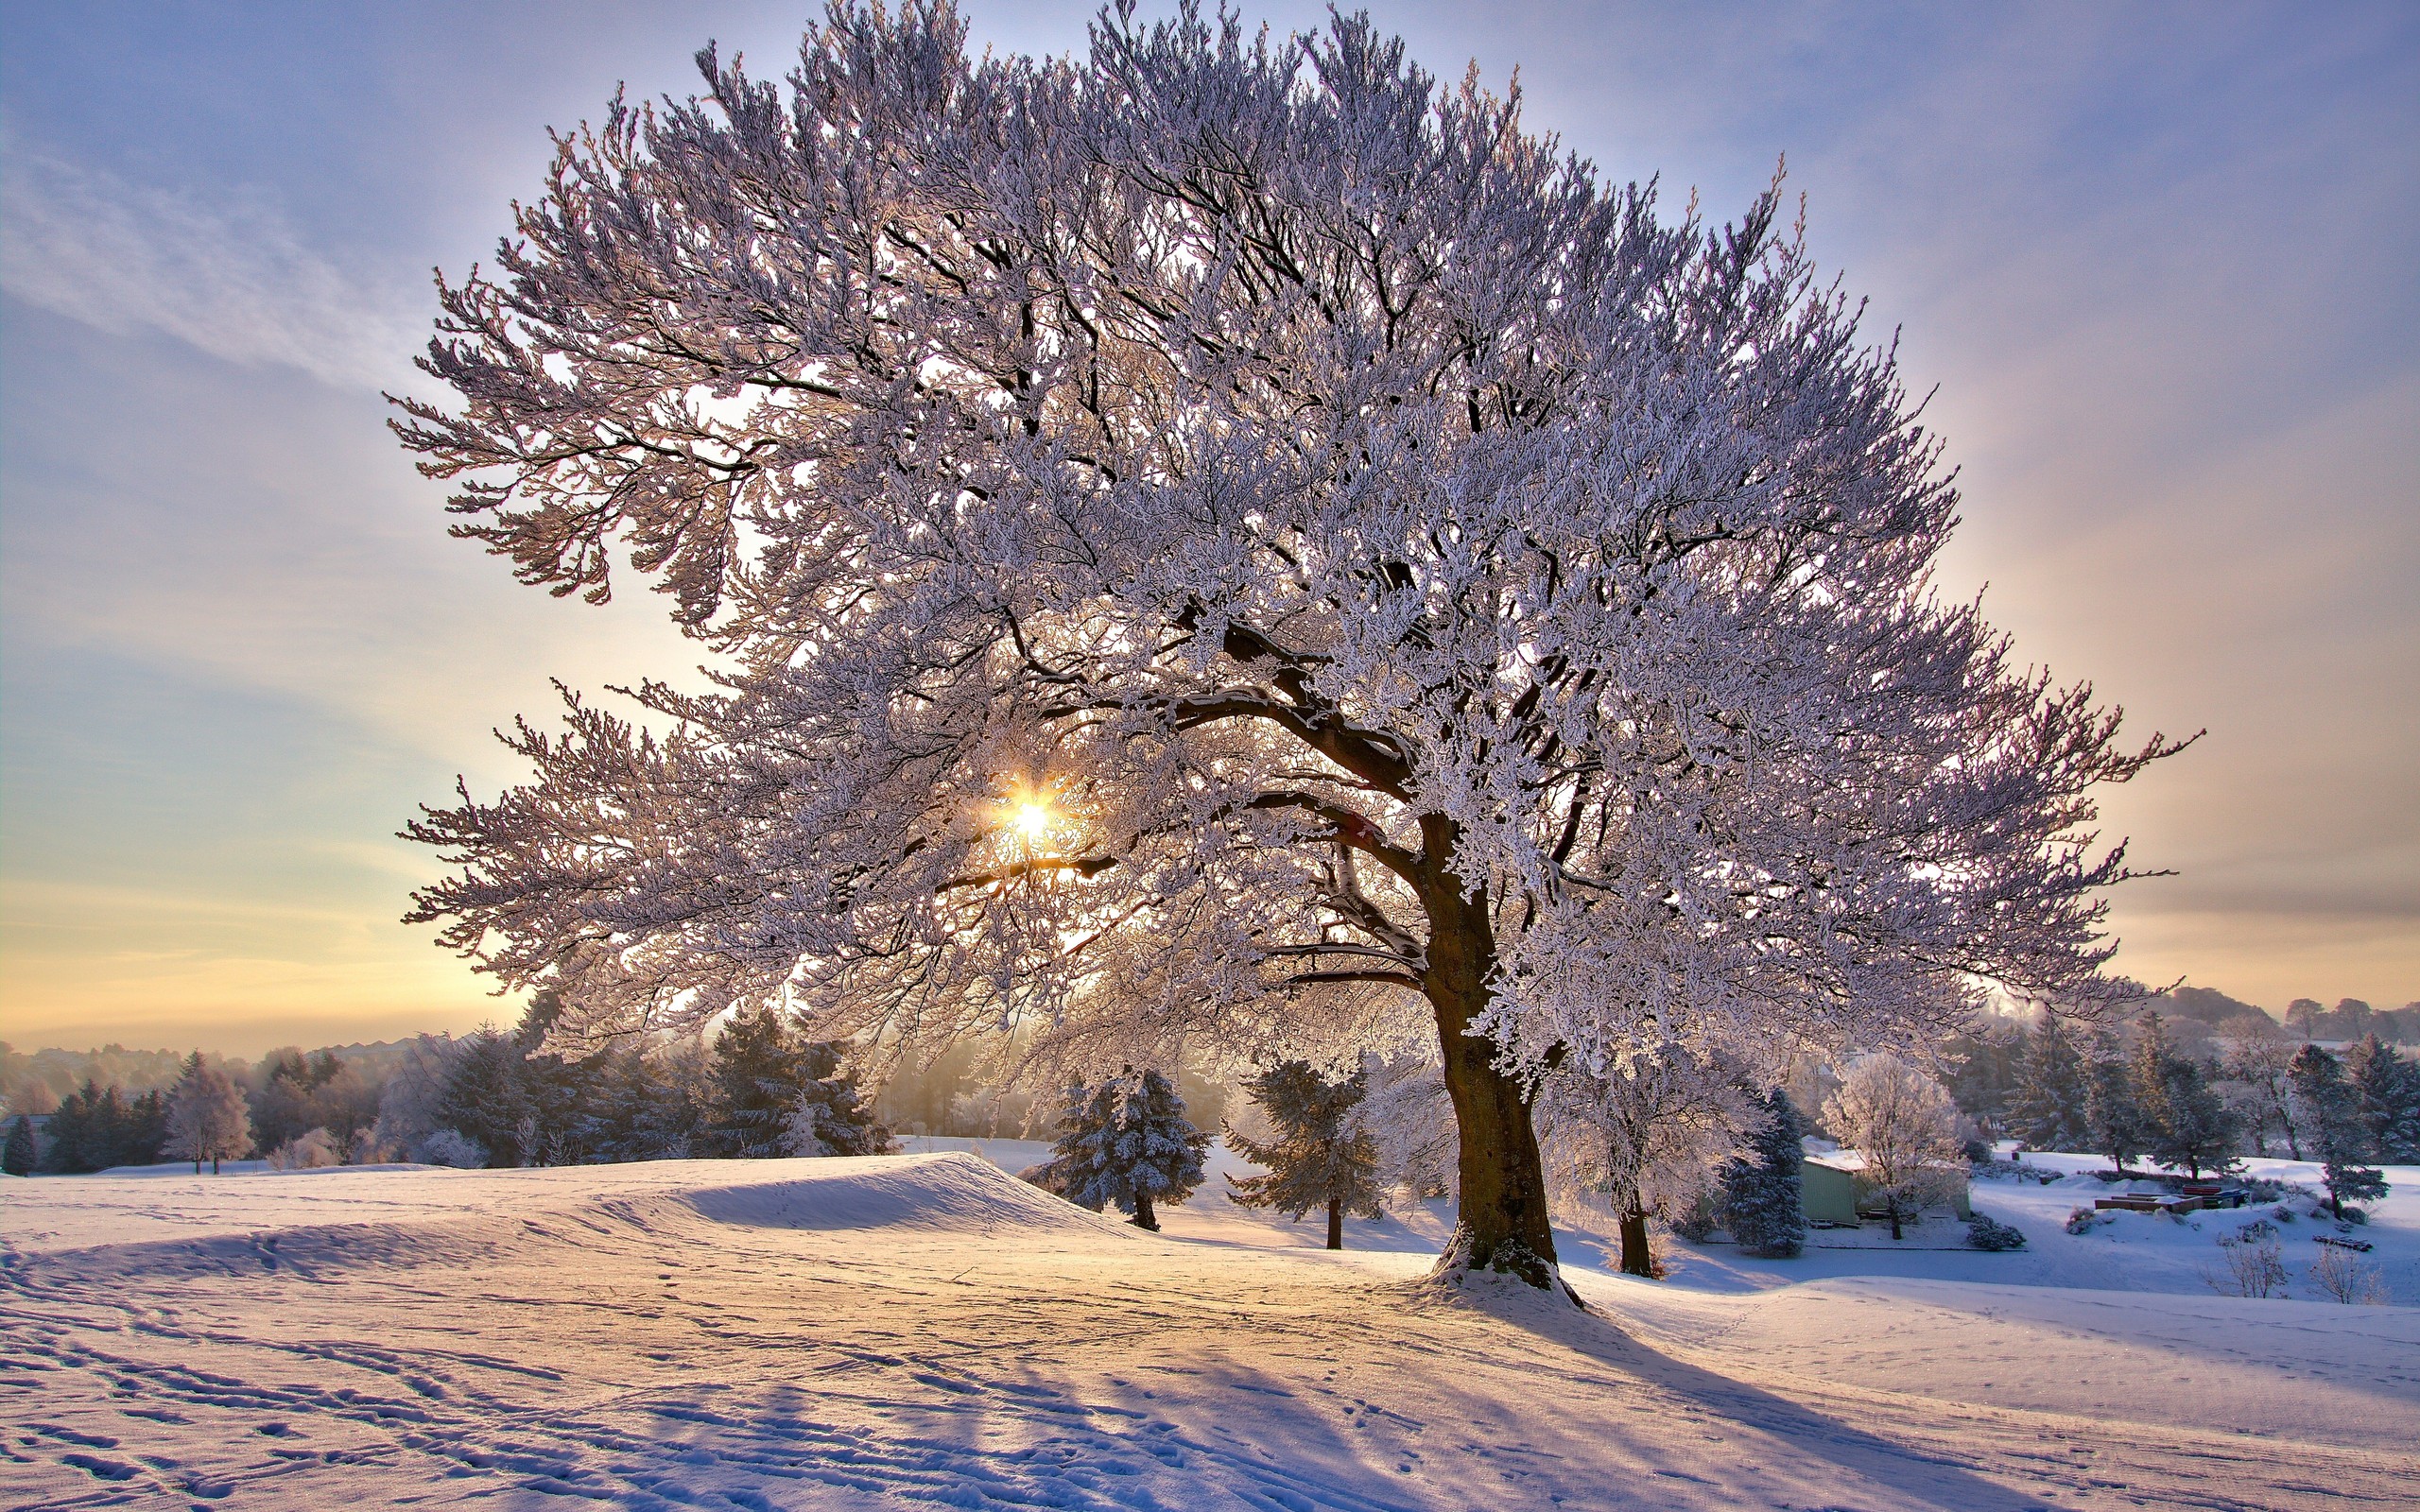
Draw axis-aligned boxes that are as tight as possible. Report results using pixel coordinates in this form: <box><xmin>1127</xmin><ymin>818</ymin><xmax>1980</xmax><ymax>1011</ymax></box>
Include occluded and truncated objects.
<box><xmin>1940</xmin><ymin>1007</ymin><xmax>2417</xmax><ymax>1216</ymax></box>
<box><xmin>1</xmin><ymin>1000</ymin><xmax>897</xmax><ymax>1176</ymax></box>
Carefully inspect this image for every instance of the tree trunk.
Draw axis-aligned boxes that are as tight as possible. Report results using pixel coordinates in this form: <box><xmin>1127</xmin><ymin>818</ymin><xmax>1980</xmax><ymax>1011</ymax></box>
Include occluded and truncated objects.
<box><xmin>211</xmin><ymin>1157</ymin><xmax>220</xmax><ymax>1175</ymax></box>
<box><xmin>1421</xmin><ymin>849</ymin><xmax>1564</xmax><ymax>1294</ymax></box>
<box><xmin>1131</xmin><ymin>1190</ymin><xmax>1157</xmax><ymax>1231</ymax></box>
<box><xmin>1326</xmin><ymin>1195</ymin><xmax>1343</xmax><ymax>1250</ymax></box>
<box><xmin>1617</xmin><ymin>1202</ymin><xmax>1655</xmax><ymax>1277</ymax></box>
<box><xmin>1888</xmin><ymin>1200</ymin><xmax>1904</xmax><ymax>1241</ymax></box>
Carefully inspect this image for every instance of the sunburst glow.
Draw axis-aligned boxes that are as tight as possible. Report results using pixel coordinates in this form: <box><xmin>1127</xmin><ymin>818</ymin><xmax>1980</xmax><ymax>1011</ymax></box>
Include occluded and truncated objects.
<box><xmin>1011</xmin><ymin>798</ymin><xmax>1055</xmax><ymax>843</ymax></box>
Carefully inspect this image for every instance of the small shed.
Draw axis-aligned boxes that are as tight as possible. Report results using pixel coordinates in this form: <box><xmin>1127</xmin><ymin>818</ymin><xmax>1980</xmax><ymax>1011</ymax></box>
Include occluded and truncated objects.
<box><xmin>1802</xmin><ymin>1148</ymin><xmax>1972</xmax><ymax>1223</ymax></box>
<box><xmin>1800</xmin><ymin>1155</ymin><xmax>1862</xmax><ymax>1225</ymax></box>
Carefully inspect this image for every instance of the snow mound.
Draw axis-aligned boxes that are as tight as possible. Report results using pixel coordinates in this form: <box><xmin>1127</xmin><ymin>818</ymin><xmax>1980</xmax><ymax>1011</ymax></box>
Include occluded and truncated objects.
<box><xmin>674</xmin><ymin>1151</ymin><xmax>1122</xmax><ymax>1237</ymax></box>
<box><xmin>1</xmin><ymin>1154</ymin><xmax>1123</xmax><ymax>1287</ymax></box>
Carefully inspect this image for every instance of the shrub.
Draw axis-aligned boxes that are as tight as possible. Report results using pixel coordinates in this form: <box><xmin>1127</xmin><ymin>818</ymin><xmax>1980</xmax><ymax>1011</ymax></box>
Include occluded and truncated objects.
<box><xmin>2307</xmin><ymin>1243</ymin><xmax>2390</xmax><ymax>1305</ymax></box>
<box><xmin>265</xmin><ymin>1127</ymin><xmax>341</xmax><ymax>1170</ymax></box>
<box><xmin>2208</xmin><ymin>1221</ymin><xmax>2286</xmax><ymax>1297</ymax></box>
<box><xmin>414</xmin><ymin>1129</ymin><xmax>487</xmax><ymax>1168</ymax></box>
<box><xmin>1966</xmin><ymin>1215</ymin><xmax>2027</xmax><ymax>1251</ymax></box>
<box><xmin>2064</xmin><ymin>1205</ymin><xmax>2104</xmax><ymax>1235</ymax></box>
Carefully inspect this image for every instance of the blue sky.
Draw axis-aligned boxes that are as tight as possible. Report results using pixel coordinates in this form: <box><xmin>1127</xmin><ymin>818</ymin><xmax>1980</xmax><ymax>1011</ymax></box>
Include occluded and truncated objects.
<box><xmin>3</xmin><ymin>1</ymin><xmax>2414</xmax><ymax>1054</ymax></box>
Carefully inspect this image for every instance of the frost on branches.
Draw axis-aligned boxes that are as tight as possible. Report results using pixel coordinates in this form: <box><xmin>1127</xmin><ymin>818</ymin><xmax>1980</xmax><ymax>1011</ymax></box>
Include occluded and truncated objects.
<box><xmin>1033</xmin><ymin>1067</ymin><xmax>1209</xmax><ymax>1230</ymax></box>
<box><xmin>1542</xmin><ymin>1044</ymin><xmax>1752</xmax><ymax>1277</ymax></box>
<box><xmin>398</xmin><ymin>3</ymin><xmax>2185</xmax><ymax>1292</ymax></box>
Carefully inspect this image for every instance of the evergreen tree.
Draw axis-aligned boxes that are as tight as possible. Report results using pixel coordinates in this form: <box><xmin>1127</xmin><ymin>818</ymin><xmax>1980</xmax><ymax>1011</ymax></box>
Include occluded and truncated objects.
<box><xmin>783</xmin><ymin>1040</ymin><xmax>897</xmax><ymax>1157</ymax></box>
<box><xmin>707</xmin><ymin>1005</ymin><xmax>816</xmax><ymax>1158</ymax></box>
<box><xmin>125</xmin><ymin>1089</ymin><xmax>168</xmax><ymax>1166</ymax></box>
<box><xmin>1225</xmin><ymin>1060</ymin><xmax>1382</xmax><ymax>1249</ymax></box>
<box><xmin>637</xmin><ymin>1040</ymin><xmax>717</xmax><ymax>1159</ymax></box>
<box><xmin>1035</xmin><ymin>1067</ymin><xmax>1208</xmax><ymax>1230</ymax></box>
<box><xmin>2291</xmin><ymin>1043</ymin><xmax>2389</xmax><ymax>1218</ymax></box>
<box><xmin>434</xmin><ymin>1027</ymin><xmax>534</xmax><ymax>1167</ymax></box>
<box><xmin>2288</xmin><ymin>1042</ymin><xmax>2352</xmax><ymax>1147</ymax></box>
<box><xmin>1720</xmin><ymin>1089</ymin><xmax>1806</xmax><ymax>1258</ymax></box>
<box><xmin>2143</xmin><ymin>1053</ymin><xmax>2238</xmax><ymax>1178</ymax></box>
<box><xmin>2343</xmin><ymin>1034</ymin><xmax>2420</xmax><ymax>1163</ymax></box>
<box><xmin>164</xmin><ymin>1054</ymin><xmax>254</xmax><ymax>1173</ymax></box>
<box><xmin>3</xmin><ymin>1113</ymin><xmax>35</xmax><ymax>1176</ymax></box>
<box><xmin>577</xmin><ymin>1045</ymin><xmax>659</xmax><ymax>1162</ymax></box>
<box><xmin>1943</xmin><ymin>1031</ymin><xmax>2018</xmax><ymax>1133</ymax></box>
<box><xmin>2125</xmin><ymin>1011</ymin><xmax>2178</xmax><ymax>1152</ymax></box>
<box><xmin>39</xmin><ymin>1079</ymin><xmax>140</xmax><ymax>1173</ymax></box>
<box><xmin>2083</xmin><ymin>1043</ymin><xmax>2150</xmax><ymax>1175</ymax></box>
<box><xmin>508</xmin><ymin>997</ymin><xmax>589</xmax><ymax>1165</ymax></box>
<box><xmin>2007</xmin><ymin>1019</ymin><xmax>2089</xmax><ymax>1152</ymax></box>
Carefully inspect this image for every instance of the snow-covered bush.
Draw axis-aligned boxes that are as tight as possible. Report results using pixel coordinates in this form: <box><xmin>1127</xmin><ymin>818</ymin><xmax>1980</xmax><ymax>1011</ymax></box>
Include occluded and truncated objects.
<box><xmin>266</xmin><ymin>1127</ymin><xmax>340</xmax><ymax>1170</ymax></box>
<box><xmin>2064</xmin><ymin>1205</ymin><xmax>2110</xmax><ymax>1236</ymax></box>
<box><xmin>1965</xmin><ymin>1215</ymin><xmax>2027</xmax><ymax>1251</ymax></box>
<box><xmin>414</xmin><ymin>1129</ymin><xmax>487</xmax><ymax>1168</ymax></box>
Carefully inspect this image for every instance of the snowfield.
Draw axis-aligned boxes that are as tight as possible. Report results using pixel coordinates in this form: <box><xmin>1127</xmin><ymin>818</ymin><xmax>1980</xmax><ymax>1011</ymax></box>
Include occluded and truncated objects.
<box><xmin>5</xmin><ymin>1152</ymin><xmax>2415</xmax><ymax>1510</ymax></box>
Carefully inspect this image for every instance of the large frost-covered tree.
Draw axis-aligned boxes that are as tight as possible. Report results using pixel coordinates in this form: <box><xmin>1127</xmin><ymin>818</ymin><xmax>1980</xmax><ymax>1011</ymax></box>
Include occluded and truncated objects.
<box><xmin>398</xmin><ymin>3</ymin><xmax>2183</xmax><ymax>1290</ymax></box>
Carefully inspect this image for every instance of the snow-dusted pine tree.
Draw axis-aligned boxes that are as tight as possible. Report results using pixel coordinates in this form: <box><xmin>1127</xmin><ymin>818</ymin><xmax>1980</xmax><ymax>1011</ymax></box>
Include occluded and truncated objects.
<box><xmin>435</xmin><ymin>1028</ymin><xmax>533</xmax><ymax>1167</ymax></box>
<box><xmin>2291</xmin><ymin>1044</ymin><xmax>2388</xmax><ymax>1219</ymax></box>
<box><xmin>707</xmin><ymin>1006</ymin><xmax>813</xmax><ymax>1159</ymax></box>
<box><xmin>1824</xmin><ymin>1057</ymin><xmax>1966</xmax><ymax>1240</ymax></box>
<box><xmin>783</xmin><ymin>1041</ymin><xmax>898</xmax><ymax>1157</ymax></box>
<box><xmin>1035</xmin><ymin>1068</ymin><xmax>1208</xmax><ymax>1230</ymax></box>
<box><xmin>1720</xmin><ymin>1089</ymin><xmax>1806</xmax><ymax>1259</ymax></box>
<box><xmin>398</xmin><ymin>3</ymin><xmax>2187</xmax><ymax>1293</ymax></box>
<box><xmin>163</xmin><ymin>1054</ymin><xmax>253</xmax><ymax>1174</ymax></box>
<box><xmin>2083</xmin><ymin>1040</ymin><xmax>2152</xmax><ymax>1175</ymax></box>
<box><xmin>4</xmin><ymin>1113</ymin><xmax>39</xmax><ymax>1176</ymax></box>
<box><xmin>2138</xmin><ymin>1041</ymin><xmax>2238</xmax><ymax>1178</ymax></box>
<box><xmin>2344</xmin><ymin>1034</ymin><xmax>2420</xmax><ymax>1164</ymax></box>
<box><xmin>1226</xmin><ymin>1060</ymin><xmax>1382</xmax><ymax>1249</ymax></box>
<box><xmin>2006</xmin><ymin>1019</ymin><xmax>2089</xmax><ymax>1153</ymax></box>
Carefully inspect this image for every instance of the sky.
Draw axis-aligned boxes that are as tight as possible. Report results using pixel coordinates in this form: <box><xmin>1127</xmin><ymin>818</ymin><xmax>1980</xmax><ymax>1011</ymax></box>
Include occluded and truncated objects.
<box><xmin>1</xmin><ymin>1</ymin><xmax>2413</xmax><ymax>1057</ymax></box>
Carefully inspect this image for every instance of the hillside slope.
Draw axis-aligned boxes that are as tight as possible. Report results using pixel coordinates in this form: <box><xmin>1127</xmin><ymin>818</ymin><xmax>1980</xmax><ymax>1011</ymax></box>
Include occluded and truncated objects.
<box><xmin>4</xmin><ymin>1154</ymin><xmax>2414</xmax><ymax>1509</ymax></box>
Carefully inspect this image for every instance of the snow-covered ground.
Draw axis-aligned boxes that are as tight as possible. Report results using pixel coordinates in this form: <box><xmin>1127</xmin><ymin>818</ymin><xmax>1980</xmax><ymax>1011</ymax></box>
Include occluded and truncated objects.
<box><xmin>4</xmin><ymin>1150</ymin><xmax>2414</xmax><ymax>1509</ymax></box>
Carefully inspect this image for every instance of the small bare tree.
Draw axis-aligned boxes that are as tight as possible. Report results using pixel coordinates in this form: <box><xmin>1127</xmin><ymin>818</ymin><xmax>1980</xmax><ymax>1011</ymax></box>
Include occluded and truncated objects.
<box><xmin>2205</xmin><ymin>1220</ymin><xmax>2286</xmax><ymax>1298</ymax></box>
<box><xmin>1825</xmin><ymin>1056</ymin><xmax>1967</xmax><ymax>1240</ymax></box>
<box><xmin>2306</xmin><ymin>1243</ymin><xmax>2390</xmax><ymax>1305</ymax></box>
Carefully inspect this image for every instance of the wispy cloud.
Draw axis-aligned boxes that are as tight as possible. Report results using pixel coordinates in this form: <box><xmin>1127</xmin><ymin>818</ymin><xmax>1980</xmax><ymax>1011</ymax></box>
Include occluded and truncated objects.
<box><xmin>0</xmin><ymin>138</ymin><xmax>421</xmax><ymax>389</ymax></box>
